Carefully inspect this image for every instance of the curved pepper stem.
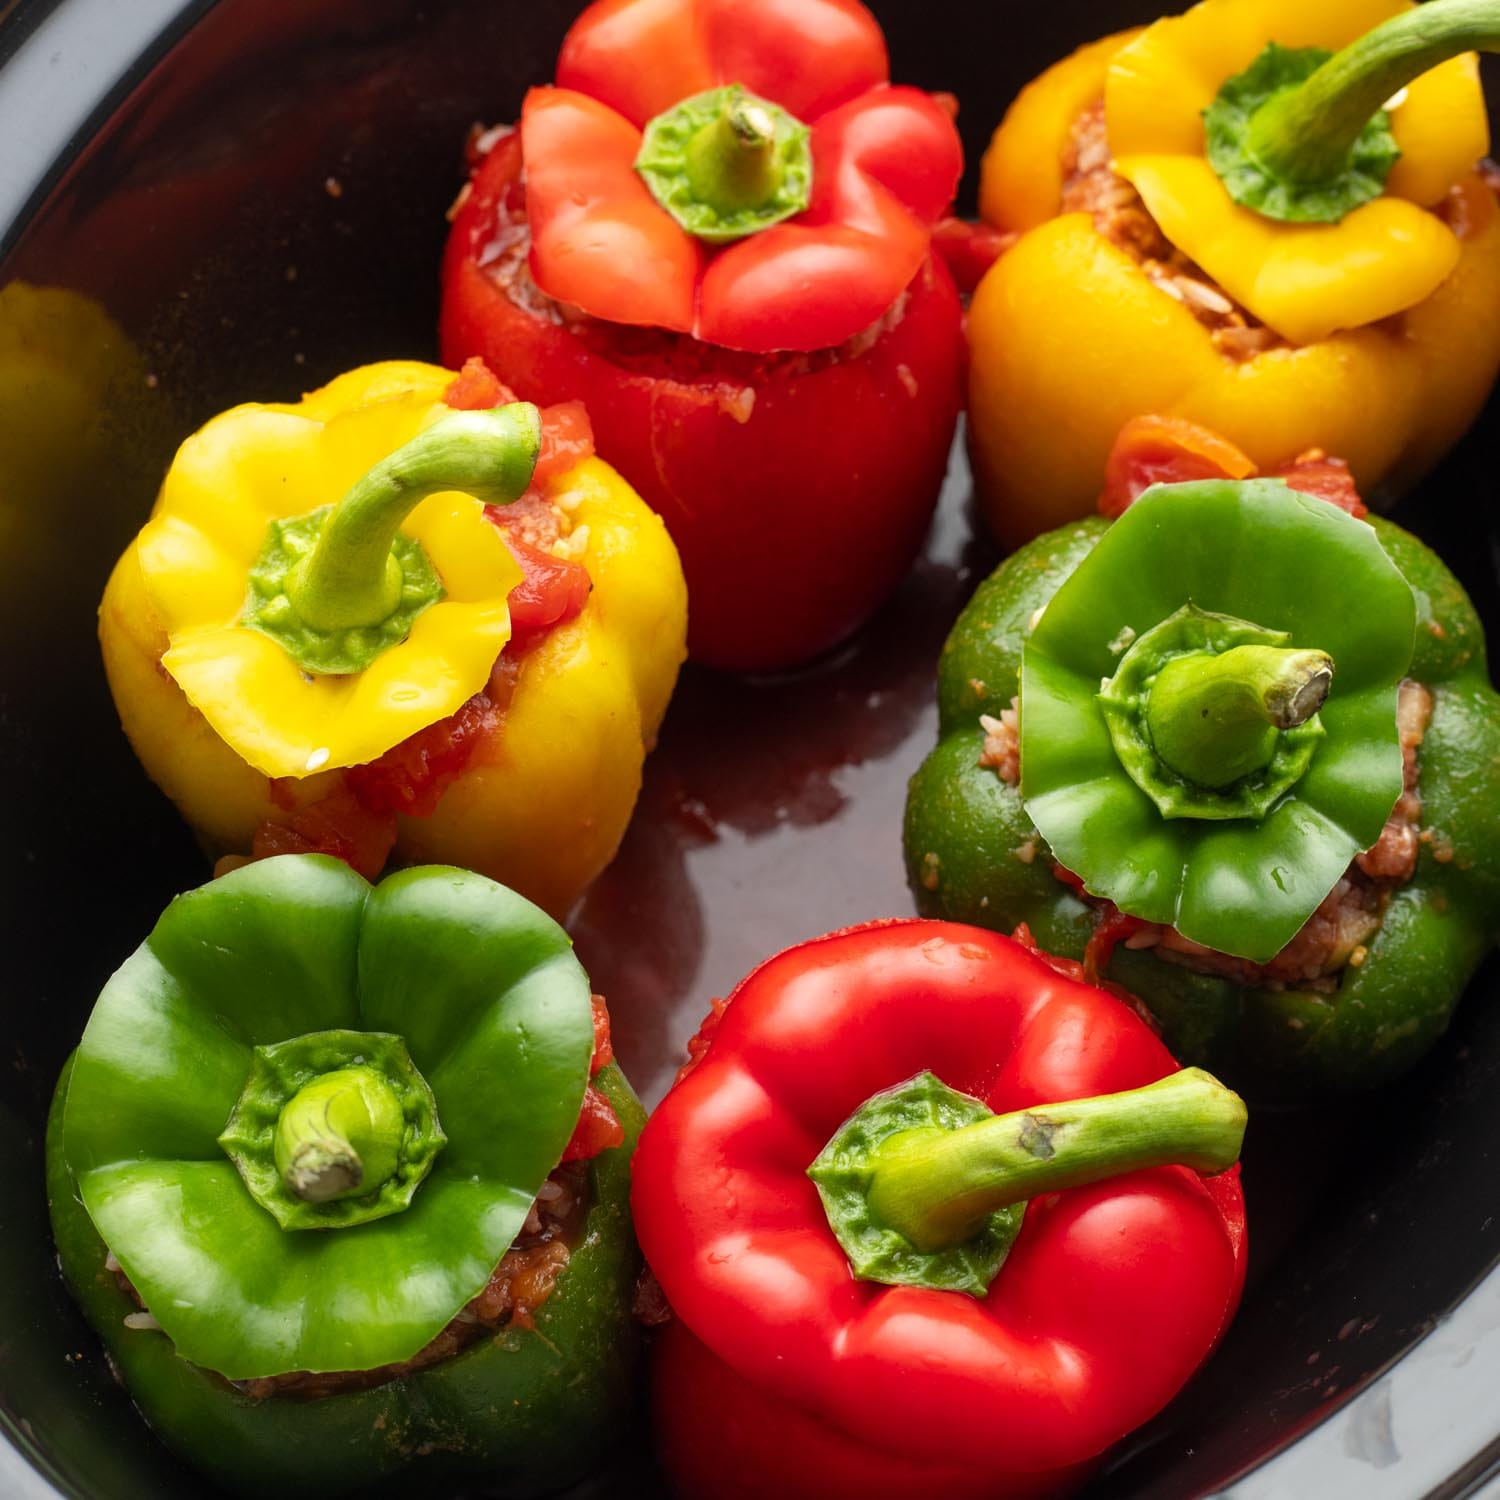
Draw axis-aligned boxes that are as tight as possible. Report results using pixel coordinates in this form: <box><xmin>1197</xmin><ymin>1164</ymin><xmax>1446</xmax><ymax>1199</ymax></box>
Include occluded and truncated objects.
<box><xmin>869</xmin><ymin>1069</ymin><xmax>1245</xmax><ymax>1254</ymax></box>
<box><xmin>273</xmin><ymin>1065</ymin><xmax>406</xmax><ymax>1204</ymax></box>
<box><xmin>1209</xmin><ymin>0</ymin><xmax>1500</xmax><ymax>223</ymax></box>
<box><xmin>1253</xmin><ymin>1</ymin><xmax>1500</xmax><ymax>186</ymax></box>
<box><xmin>809</xmin><ymin>1067</ymin><xmax>1245</xmax><ymax>1294</ymax></box>
<box><xmin>1145</xmin><ymin>644</ymin><xmax>1333</xmax><ymax>789</ymax></box>
<box><xmin>287</xmin><ymin>404</ymin><xmax>540</xmax><ymax>632</ymax></box>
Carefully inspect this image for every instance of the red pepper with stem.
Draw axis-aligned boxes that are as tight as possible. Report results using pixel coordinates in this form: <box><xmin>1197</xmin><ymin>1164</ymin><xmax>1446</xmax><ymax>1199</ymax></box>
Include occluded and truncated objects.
<box><xmin>632</xmin><ymin>921</ymin><xmax>1248</xmax><ymax>1499</ymax></box>
<box><xmin>440</xmin><ymin>0</ymin><xmax>965</xmax><ymax>672</ymax></box>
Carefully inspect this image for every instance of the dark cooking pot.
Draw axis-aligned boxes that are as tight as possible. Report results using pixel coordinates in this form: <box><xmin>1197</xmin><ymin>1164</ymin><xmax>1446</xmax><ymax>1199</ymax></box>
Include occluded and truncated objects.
<box><xmin>2</xmin><ymin>2</ymin><xmax>1499</xmax><ymax>1496</ymax></box>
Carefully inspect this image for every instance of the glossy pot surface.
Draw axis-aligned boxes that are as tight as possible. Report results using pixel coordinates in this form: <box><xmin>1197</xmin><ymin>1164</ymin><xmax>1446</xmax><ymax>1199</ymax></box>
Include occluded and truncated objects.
<box><xmin>2</xmin><ymin>2</ymin><xmax>1499</xmax><ymax>1497</ymax></box>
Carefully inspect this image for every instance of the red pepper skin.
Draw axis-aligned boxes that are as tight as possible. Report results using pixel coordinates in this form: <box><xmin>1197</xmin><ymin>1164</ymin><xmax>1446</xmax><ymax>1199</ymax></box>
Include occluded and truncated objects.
<box><xmin>522</xmin><ymin>0</ymin><xmax>962</xmax><ymax>353</ymax></box>
<box><xmin>652</xmin><ymin>1321</ymin><xmax>1088</xmax><ymax>1500</ymax></box>
<box><xmin>441</xmin><ymin>135</ymin><xmax>964</xmax><ymax>672</ymax></box>
<box><xmin>632</xmin><ymin>922</ymin><xmax>1247</xmax><ymax>1496</ymax></box>
<box><xmin>932</xmin><ymin>216</ymin><xmax>1016</xmax><ymax>297</ymax></box>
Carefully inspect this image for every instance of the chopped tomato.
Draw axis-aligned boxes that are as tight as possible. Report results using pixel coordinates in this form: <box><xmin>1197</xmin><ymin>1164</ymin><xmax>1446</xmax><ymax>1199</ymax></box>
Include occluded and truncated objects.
<box><xmin>249</xmin><ymin>785</ymin><xmax>397</xmax><ymax>881</ymax></box>
<box><xmin>1099</xmin><ymin>416</ymin><xmax>1370</xmax><ymax>520</ymax></box>
<box><xmin>532</xmin><ymin>400</ymin><xmax>594</xmax><ymax>485</ymax></box>
<box><xmin>345</xmin><ymin>691</ymin><xmax>502</xmax><ymax>819</ymax></box>
<box><xmin>443</xmin><ymin>358</ymin><xmax>596</xmax><ymax>486</ymax></box>
<box><xmin>589</xmin><ymin>994</ymin><xmax>615</xmax><ymax>1077</ymax></box>
<box><xmin>1099</xmin><ymin>415</ymin><xmax>1258</xmax><ymax>517</ymax></box>
<box><xmin>444</xmin><ymin>356</ymin><xmax>517</xmax><ymax>411</ymax></box>
<box><xmin>932</xmin><ymin>216</ymin><xmax>1015</xmax><ymax>296</ymax></box>
<box><xmin>561</xmin><ymin>1085</ymin><xmax>625</xmax><ymax>1162</ymax></box>
<box><xmin>1270</xmin><ymin>450</ymin><xmax>1368</xmax><ymax>518</ymax></box>
<box><xmin>499</xmin><ymin>534</ymin><xmax>592</xmax><ymax>633</ymax></box>
<box><xmin>446</xmin><ymin>357</ymin><xmax>595</xmax><ymax>632</ymax></box>
<box><xmin>1082</xmin><ymin>908</ymin><xmax>1153</xmax><ymax>986</ymax></box>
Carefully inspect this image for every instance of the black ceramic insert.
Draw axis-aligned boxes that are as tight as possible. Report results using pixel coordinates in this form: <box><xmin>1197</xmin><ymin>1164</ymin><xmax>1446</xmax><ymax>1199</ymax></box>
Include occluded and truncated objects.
<box><xmin>1</xmin><ymin>2</ymin><xmax>1498</xmax><ymax>1497</ymax></box>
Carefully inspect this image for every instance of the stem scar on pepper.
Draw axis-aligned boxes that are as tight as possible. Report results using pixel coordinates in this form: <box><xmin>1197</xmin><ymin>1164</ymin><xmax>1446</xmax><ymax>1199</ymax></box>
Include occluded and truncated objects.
<box><xmin>1206</xmin><ymin>0</ymin><xmax>1500</xmax><ymax>222</ymax></box>
<box><xmin>273</xmin><ymin>1064</ymin><xmax>406</xmax><ymax>1204</ymax></box>
<box><xmin>243</xmin><ymin>403</ymin><xmax>541</xmax><ymax>675</ymax></box>
<box><xmin>809</xmin><ymin>1067</ymin><xmax>1246</xmax><ymax>1294</ymax></box>
<box><xmin>635</xmin><ymin>84</ymin><xmax>813</xmax><ymax>243</ymax></box>
<box><xmin>218</xmin><ymin>1028</ymin><xmax>446</xmax><ymax>1231</ymax></box>
<box><xmin>1098</xmin><ymin>604</ymin><xmax>1333</xmax><ymax>818</ymax></box>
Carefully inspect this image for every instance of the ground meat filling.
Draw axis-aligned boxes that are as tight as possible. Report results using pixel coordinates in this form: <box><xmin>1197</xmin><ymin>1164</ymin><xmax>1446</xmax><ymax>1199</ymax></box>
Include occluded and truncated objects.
<box><xmin>1062</xmin><ymin>101</ymin><xmax>1485</xmax><ymax>360</ymax></box>
<box><xmin>109</xmin><ymin>1161</ymin><xmax>591</xmax><ymax>1401</ymax></box>
<box><xmin>977</xmin><ymin>705</ymin><xmax>1020</xmax><ymax>785</ymax></box>
<box><xmin>1060</xmin><ymin>101</ymin><xmax>1284</xmax><ymax>360</ymax></box>
<box><xmin>979</xmin><ymin>679</ymin><xmax>1434</xmax><ymax>988</ymax></box>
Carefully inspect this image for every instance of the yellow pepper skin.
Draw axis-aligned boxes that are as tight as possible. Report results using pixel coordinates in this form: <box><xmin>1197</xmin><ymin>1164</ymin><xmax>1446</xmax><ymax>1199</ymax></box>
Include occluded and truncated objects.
<box><xmin>971</xmin><ymin>7</ymin><xmax>1500</xmax><ymax>550</ymax></box>
<box><xmin>99</xmin><ymin>362</ymin><xmax>687</xmax><ymax>919</ymax></box>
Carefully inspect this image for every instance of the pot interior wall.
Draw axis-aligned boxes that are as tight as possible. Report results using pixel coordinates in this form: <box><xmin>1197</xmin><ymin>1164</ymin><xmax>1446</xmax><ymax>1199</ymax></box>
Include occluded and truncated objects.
<box><xmin>2</xmin><ymin>1</ymin><xmax>1498</xmax><ymax>1496</ymax></box>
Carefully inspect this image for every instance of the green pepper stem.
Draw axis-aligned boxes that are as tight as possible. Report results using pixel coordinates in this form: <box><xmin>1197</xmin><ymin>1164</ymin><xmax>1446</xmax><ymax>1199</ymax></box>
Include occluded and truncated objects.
<box><xmin>1144</xmin><ymin>644</ymin><xmax>1332</xmax><ymax>789</ymax></box>
<box><xmin>865</xmin><ymin>1069</ymin><xmax>1246</xmax><ymax>1254</ymax></box>
<box><xmin>685</xmin><ymin>86</ymin><xmax>785</xmax><ymax>214</ymax></box>
<box><xmin>273</xmin><ymin>1066</ymin><xmax>406</xmax><ymax>1204</ymax></box>
<box><xmin>1248</xmin><ymin>0</ymin><xmax>1500</xmax><ymax>188</ymax></box>
<box><xmin>285</xmin><ymin>404</ymin><xmax>540</xmax><ymax>632</ymax></box>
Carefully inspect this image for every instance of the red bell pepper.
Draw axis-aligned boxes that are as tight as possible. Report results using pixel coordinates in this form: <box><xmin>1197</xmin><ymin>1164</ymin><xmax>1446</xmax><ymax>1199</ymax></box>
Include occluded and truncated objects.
<box><xmin>440</xmin><ymin>0</ymin><xmax>966</xmax><ymax>672</ymax></box>
<box><xmin>632</xmin><ymin>921</ymin><xmax>1248</xmax><ymax>1500</ymax></box>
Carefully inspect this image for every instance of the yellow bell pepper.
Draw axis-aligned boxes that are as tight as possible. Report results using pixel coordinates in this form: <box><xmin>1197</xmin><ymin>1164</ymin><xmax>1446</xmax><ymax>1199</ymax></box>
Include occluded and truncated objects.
<box><xmin>100</xmin><ymin>360</ymin><xmax>688</xmax><ymax>918</ymax></box>
<box><xmin>970</xmin><ymin>0</ymin><xmax>1500</xmax><ymax>548</ymax></box>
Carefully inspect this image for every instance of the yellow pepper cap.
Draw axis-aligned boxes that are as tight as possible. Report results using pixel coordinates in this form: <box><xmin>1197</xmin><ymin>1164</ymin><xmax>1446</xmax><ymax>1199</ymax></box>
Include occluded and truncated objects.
<box><xmin>137</xmin><ymin>364</ymin><xmax>524</xmax><ymax>779</ymax></box>
<box><xmin>1106</xmin><ymin>0</ymin><xmax>1489</xmax><ymax>342</ymax></box>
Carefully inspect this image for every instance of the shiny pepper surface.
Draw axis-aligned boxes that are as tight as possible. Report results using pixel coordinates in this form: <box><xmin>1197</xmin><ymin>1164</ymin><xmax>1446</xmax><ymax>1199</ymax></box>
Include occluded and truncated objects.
<box><xmin>633</xmin><ymin>922</ymin><xmax>1247</xmax><ymax>1499</ymax></box>
<box><xmin>99</xmin><ymin>360</ymin><xmax>687</xmax><ymax>917</ymax></box>
<box><xmin>905</xmin><ymin>477</ymin><xmax>1500</xmax><ymax>1100</ymax></box>
<box><xmin>46</xmin><ymin>856</ymin><xmax>646</xmax><ymax>1496</ymax></box>
<box><xmin>440</xmin><ymin>0</ymin><xmax>966</xmax><ymax>671</ymax></box>
<box><xmin>968</xmin><ymin>0</ymin><xmax>1500</xmax><ymax>548</ymax></box>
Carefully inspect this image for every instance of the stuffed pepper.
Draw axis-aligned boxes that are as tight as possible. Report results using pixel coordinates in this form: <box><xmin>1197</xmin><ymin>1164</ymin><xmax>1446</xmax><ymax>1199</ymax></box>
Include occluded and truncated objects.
<box><xmin>440</xmin><ymin>0</ymin><xmax>965</xmax><ymax>672</ymax></box>
<box><xmin>47</xmin><ymin>854</ymin><xmax>643</xmax><ymax>1496</ymax></box>
<box><xmin>633</xmin><ymin>921</ymin><xmax>1248</xmax><ymax>1500</ymax></box>
<box><xmin>906</xmin><ymin>426</ymin><xmax>1500</xmax><ymax>1099</ymax></box>
<box><xmin>968</xmin><ymin>0</ymin><xmax>1500</xmax><ymax>547</ymax></box>
<box><xmin>99</xmin><ymin>358</ymin><xmax>687</xmax><ymax>917</ymax></box>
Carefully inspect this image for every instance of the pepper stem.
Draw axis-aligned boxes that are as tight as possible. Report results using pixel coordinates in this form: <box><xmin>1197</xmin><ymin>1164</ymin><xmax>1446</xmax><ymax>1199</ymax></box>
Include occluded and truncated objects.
<box><xmin>1144</xmin><ymin>645</ymin><xmax>1332</xmax><ymax>789</ymax></box>
<box><xmin>635</xmin><ymin>85</ymin><xmax>812</xmax><ymax>244</ymax></box>
<box><xmin>1246</xmin><ymin>0</ymin><xmax>1500</xmax><ymax>193</ymax></box>
<box><xmin>285</xmin><ymin>404</ymin><xmax>540</xmax><ymax>632</ymax></box>
<box><xmin>273</xmin><ymin>1066</ymin><xmax>407</xmax><ymax>1205</ymax></box>
<box><xmin>685</xmin><ymin>87</ymin><xmax>784</xmax><ymax>215</ymax></box>
<box><xmin>866</xmin><ymin>1069</ymin><xmax>1246</xmax><ymax>1254</ymax></box>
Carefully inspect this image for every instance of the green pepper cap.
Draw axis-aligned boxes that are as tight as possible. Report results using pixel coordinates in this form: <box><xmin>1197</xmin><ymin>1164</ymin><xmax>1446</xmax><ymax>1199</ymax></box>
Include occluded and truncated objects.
<box><xmin>59</xmin><ymin>855</ymin><xmax>596</xmax><ymax>1380</ymax></box>
<box><xmin>636</xmin><ymin>84</ymin><xmax>812</xmax><ymax>244</ymax></box>
<box><xmin>810</xmin><ymin>1068</ymin><xmax>1245</xmax><ymax>1296</ymax></box>
<box><xmin>1206</xmin><ymin>2</ymin><xmax>1500</xmax><ymax>224</ymax></box>
<box><xmin>1020</xmin><ymin>480</ymin><xmax>1415</xmax><ymax>963</ymax></box>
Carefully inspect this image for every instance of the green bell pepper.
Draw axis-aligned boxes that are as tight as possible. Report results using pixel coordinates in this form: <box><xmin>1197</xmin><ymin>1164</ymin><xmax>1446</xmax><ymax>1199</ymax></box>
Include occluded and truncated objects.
<box><xmin>905</xmin><ymin>482</ymin><xmax>1500</xmax><ymax>1100</ymax></box>
<box><xmin>46</xmin><ymin>854</ymin><xmax>645</xmax><ymax>1496</ymax></box>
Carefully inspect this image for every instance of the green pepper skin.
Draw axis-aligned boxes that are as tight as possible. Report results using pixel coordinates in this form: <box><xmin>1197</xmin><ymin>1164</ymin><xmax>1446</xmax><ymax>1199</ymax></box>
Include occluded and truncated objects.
<box><xmin>47</xmin><ymin>1060</ymin><xmax>645</xmax><ymax>1498</ymax></box>
<box><xmin>905</xmin><ymin>515</ymin><xmax>1500</xmax><ymax>1100</ymax></box>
